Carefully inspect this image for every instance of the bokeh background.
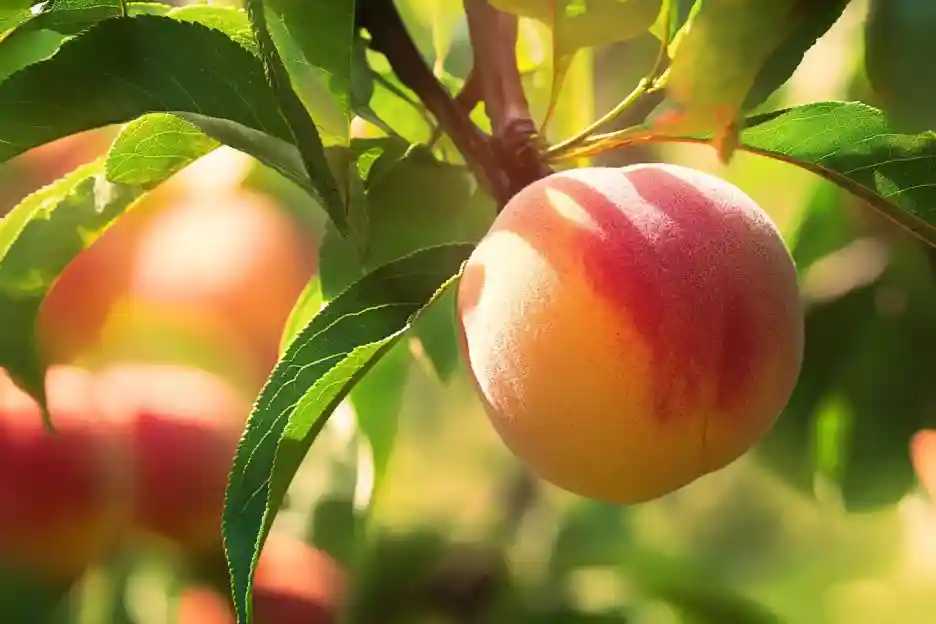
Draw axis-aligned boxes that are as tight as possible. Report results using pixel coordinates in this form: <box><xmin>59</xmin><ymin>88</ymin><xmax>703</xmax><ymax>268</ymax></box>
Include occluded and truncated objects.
<box><xmin>2</xmin><ymin>0</ymin><xmax>936</xmax><ymax>622</ymax></box>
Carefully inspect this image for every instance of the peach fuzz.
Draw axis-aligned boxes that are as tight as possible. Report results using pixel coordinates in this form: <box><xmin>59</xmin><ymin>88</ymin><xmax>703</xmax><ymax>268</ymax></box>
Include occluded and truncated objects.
<box><xmin>456</xmin><ymin>163</ymin><xmax>804</xmax><ymax>504</ymax></box>
<box><xmin>0</xmin><ymin>366</ymin><xmax>131</xmax><ymax>580</ymax></box>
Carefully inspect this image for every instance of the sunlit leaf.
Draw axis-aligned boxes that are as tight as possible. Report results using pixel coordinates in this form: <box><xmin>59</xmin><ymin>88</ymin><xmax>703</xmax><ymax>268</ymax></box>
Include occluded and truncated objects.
<box><xmin>649</xmin><ymin>0</ymin><xmax>695</xmax><ymax>43</ymax></box>
<box><xmin>17</xmin><ymin>0</ymin><xmax>123</xmax><ymax>34</ymax></box>
<box><xmin>105</xmin><ymin>114</ymin><xmax>221</xmax><ymax>188</ymax></box>
<box><xmin>659</xmin><ymin>0</ymin><xmax>850</xmax><ymax>159</ymax></box>
<box><xmin>0</xmin><ymin>15</ymin><xmax>291</xmax><ymax>164</ymax></box>
<box><xmin>490</xmin><ymin>0</ymin><xmax>661</xmax><ymax>50</ymax></box>
<box><xmin>498</xmin><ymin>0</ymin><xmax>662</xmax><ymax>128</ymax></box>
<box><xmin>0</xmin><ymin>160</ymin><xmax>145</xmax><ymax>405</ymax></box>
<box><xmin>168</xmin><ymin>3</ymin><xmax>257</xmax><ymax>54</ymax></box>
<box><xmin>0</xmin><ymin>28</ymin><xmax>64</xmax><ymax>83</ymax></box>
<box><xmin>243</xmin><ymin>0</ymin><xmax>347</xmax><ymax>234</ymax></box>
<box><xmin>0</xmin><ymin>14</ymin><xmax>344</xmax><ymax>225</ymax></box>
<box><xmin>639</xmin><ymin>101</ymin><xmax>936</xmax><ymax>246</ymax></box>
<box><xmin>265</xmin><ymin>0</ymin><xmax>357</xmax><ymax>144</ymax></box>
<box><xmin>223</xmin><ymin>243</ymin><xmax>473</xmax><ymax>624</ymax></box>
<box><xmin>0</xmin><ymin>1</ymin><xmax>34</xmax><ymax>34</ymax></box>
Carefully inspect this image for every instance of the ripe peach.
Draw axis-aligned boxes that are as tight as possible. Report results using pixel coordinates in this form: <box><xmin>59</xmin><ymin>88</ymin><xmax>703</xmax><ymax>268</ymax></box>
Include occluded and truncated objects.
<box><xmin>911</xmin><ymin>429</ymin><xmax>936</xmax><ymax>501</ymax></box>
<box><xmin>0</xmin><ymin>366</ymin><xmax>131</xmax><ymax>580</ymax></box>
<box><xmin>177</xmin><ymin>535</ymin><xmax>345</xmax><ymax>624</ymax></box>
<box><xmin>125</xmin><ymin>190</ymin><xmax>318</xmax><ymax>377</ymax></box>
<box><xmin>456</xmin><ymin>163</ymin><xmax>803</xmax><ymax>504</ymax></box>
<box><xmin>94</xmin><ymin>364</ymin><xmax>249</xmax><ymax>555</ymax></box>
<box><xmin>251</xmin><ymin>534</ymin><xmax>346</xmax><ymax>624</ymax></box>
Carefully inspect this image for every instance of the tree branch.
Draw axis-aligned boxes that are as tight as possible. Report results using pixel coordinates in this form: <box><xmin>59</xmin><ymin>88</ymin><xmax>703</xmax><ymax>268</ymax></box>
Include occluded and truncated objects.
<box><xmin>464</xmin><ymin>0</ymin><xmax>553</xmax><ymax>200</ymax></box>
<box><xmin>358</xmin><ymin>0</ymin><xmax>513</xmax><ymax>205</ymax></box>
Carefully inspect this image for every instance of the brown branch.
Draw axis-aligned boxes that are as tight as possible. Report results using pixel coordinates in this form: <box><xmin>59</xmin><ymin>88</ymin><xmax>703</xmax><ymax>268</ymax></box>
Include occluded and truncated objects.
<box><xmin>427</xmin><ymin>69</ymin><xmax>484</xmax><ymax>148</ymax></box>
<box><xmin>464</xmin><ymin>0</ymin><xmax>531</xmax><ymax>136</ymax></box>
<box><xmin>358</xmin><ymin>0</ymin><xmax>512</xmax><ymax>205</ymax></box>
<box><xmin>464</xmin><ymin>0</ymin><xmax>553</xmax><ymax>201</ymax></box>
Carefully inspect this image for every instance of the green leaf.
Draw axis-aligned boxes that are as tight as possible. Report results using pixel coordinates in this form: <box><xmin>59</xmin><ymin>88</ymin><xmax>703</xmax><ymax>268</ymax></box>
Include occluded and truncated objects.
<box><xmin>105</xmin><ymin>113</ymin><xmax>221</xmax><ymax>188</ymax></box>
<box><xmin>0</xmin><ymin>1</ymin><xmax>34</xmax><ymax>33</ymax></box>
<box><xmin>650</xmin><ymin>0</ymin><xmax>695</xmax><ymax>42</ymax></box>
<box><xmin>0</xmin><ymin>13</ymin><xmax>344</xmax><ymax>230</ymax></box>
<box><xmin>411</xmin><ymin>284</ymin><xmax>461</xmax><ymax>382</ymax></box>
<box><xmin>0</xmin><ymin>3</ymin><xmax>234</xmax><ymax>88</ymax></box>
<box><xmin>19</xmin><ymin>0</ymin><xmax>123</xmax><ymax>34</ymax></box>
<box><xmin>496</xmin><ymin>0</ymin><xmax>661</xmax><ymax>126</ymax></box>
<box><xmin>755</xmin><ymin>180</ymin><xmax>936</xmax><ymax>511</ymax></box>
<box><xmin>756</xmin><ymin>285</ymin><xmax>874</xmax><ymax>496</ymax></box>
<box><xmin>278</xmin><ymin>275</ymin><xmax>323</xmax><ymax>356</ymax></box>
<box><xmin>0</xmin><ymin>159</ymin><xmax>145</xmax><ymax>407</ymax></box>
<box><xmin>659</xmin><ymin>0</ymin><xmax>850</xmax><ymax>157</ymax></box>
<box><xmin>0</xmin><ymin>27</ymin><xmax>64</xmax><ymax>84</ymax></box>
<box><xmin>264</xmin><ymin>0</ymin><xmax>357</xmax><ymax>145</ymax></box>
<box><xmin>318</xmin><ymin>142</ymin><xmax>493</xmax><ymax>380</ymax></box>
<box><xmin>174</xmin><ymin>113</ymin><xmax>313</xmax><ymax>196</ymax></box>
<box><xmin>222</xmin><ymin>243</ymin><xmax>474</xmax><ymax>624</ymax></box>
<box><xmin>660</xmin><ymin>583</ymin><xmax>783</xmax><ymax>624</ymax></box>
<box><xmin>243</xmin><ymin>0</ymin><xmax>347</xmax><ymax>235</ymax></box>
<box><xmin>368</xmin><ymin>61</ymin><xmax>435</xmax><ymax>144</ymax></box>
<box><xmin>167</xmin><ymin>4</ymin><xmax>257</xmax><ymax>55</ymax></box>
<box><xmin>490</xmin><ymin>0</ymin><xmax>662</xmax><ymax>50</ymax></box>
<box><xmin>349</xmin><ymin>340</ymin><xmax>411</xmax><ymax>499</ymax></box>
<box><xmin>320</xmin><ymin>142</ymin><xmax>494</xmax><ymax>291</ymax></box>
<box><xmin>0</xmin><ymin>15</ymin><xmax>292</xmax><ymax>165</ymax></box>
<box><xmin>758</xmin><ymin>242</ymin><xmax>936</xmax><ymax>511</ymax></box>
<box><xmin>865</xmin><ymin>0</ymin><xmax>936</xmax><ymax>133</ymax></box>
<box><xmin>644</xmin><ymin>101</ymin><xmax>936</xmax><ymax>246</ymax></box>
<box><xmin>744</xmin><ymin>0</ymin><xmax>851</xmax><ymax>110</ymax></box>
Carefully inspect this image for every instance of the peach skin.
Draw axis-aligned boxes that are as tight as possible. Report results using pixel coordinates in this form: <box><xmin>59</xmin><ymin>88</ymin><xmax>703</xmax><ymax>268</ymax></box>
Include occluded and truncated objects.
<box><xmin>456</xmin><ymin>163</ymin><xmax>804</xmax><ymax>503</ymax></box>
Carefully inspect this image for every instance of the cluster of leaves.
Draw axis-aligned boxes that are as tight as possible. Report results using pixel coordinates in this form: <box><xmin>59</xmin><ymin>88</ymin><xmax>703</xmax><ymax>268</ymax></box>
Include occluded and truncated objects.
<box><xmin>2</xmin><ymin>0</ymin><xmax>936</xmax><ymax>622</ymax></box>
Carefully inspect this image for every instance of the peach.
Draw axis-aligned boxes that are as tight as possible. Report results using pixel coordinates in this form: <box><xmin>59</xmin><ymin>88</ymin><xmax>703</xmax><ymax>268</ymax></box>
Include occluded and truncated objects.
<box><xmin>456</xmin><ymin>163</ymin><xmax>803</xmax><ymax>504</ymax></box>
<box><xmin>178</xmin><ymin>535</ymin><xmax>346</xmax><ymax>624</ymax></box>
<box><xmin>38</xmin><ymin>181</ymin><xmax>316</xmax><ymax>387</ymax></box>
<box><xmin>94</xmin><ymin>364</ymin><xmax>249</xmax><ymax>555</ymax></box>
<box><xmin>125</xmin><ymin>190</ymin><xmax>318</xmax><ymax>377</ymax></box>
<box><xmin>0</xmin><ymin>366</ymin><xmax>131</xmax><ymax>580</ymax></box>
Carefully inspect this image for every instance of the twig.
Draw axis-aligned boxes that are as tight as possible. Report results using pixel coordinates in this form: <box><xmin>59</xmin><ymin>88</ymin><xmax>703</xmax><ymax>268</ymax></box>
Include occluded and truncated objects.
<box><xmin>428</xmin><ymin>69</ymin><xmax>484</xmax><ymax>148</ymax></box>
<box><xmin>371</xmin><ymin>70</ymin><xmax>437</xmax><ymax>130</ymax></box>
<box><xmin>545</xmin><ymin>1</ymin><xmax>675</xmax><ymax>161</ymax></box>
<box><xmin>464</xmin><ymin>0</ymin><xmax>553</xmax><ymax>200</ymax></box>
<box><xmin>358</xmin><ymin>0</ymin><xmax>511</xmax><ymax>204</ymax></box>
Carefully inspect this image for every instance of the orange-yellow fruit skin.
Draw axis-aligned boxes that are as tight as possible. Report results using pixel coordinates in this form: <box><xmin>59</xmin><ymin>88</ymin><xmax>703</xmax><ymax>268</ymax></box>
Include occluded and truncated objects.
<box><xmin>456</xmin><ymin>163</ymin><xmax>804</xmax><ymax>504</ymax></box>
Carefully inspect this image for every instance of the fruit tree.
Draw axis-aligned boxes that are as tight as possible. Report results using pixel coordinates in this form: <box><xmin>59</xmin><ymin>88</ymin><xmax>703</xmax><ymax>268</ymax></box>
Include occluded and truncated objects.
<box><xmin>2</xmin><ymin>0</ymin><xmax>936</xmax><ymax>623</ymax></box>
